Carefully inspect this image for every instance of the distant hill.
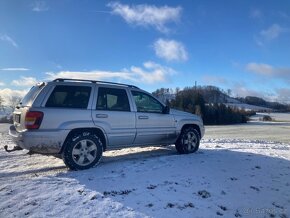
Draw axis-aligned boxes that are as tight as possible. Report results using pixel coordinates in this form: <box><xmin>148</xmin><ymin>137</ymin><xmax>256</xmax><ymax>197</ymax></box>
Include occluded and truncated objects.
<box><xmin>225</xmin><ymin>103</ymin><xmax>272</xmax><ymax>112</ymax></box>
<box><xmin>153</xmin><ymin>85</ymin><xmax>289</xmax><ymax>112</ymax></box>
<box><xmin>236</xmin><ymin>96</ymin><xmax>289</xmax><ymax>111</ymax></box>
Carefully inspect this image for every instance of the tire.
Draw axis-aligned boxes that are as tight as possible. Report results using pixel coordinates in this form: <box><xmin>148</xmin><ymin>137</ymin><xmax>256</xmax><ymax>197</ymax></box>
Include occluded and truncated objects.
<box><xmin>175</xmin><ymin>127</ymin><xmax>200</xmax><ymax>154</ymax></box>
<box><xmin>62</xmin><ymin>132</ymin><xmax>103</xmax><ymax>170</ymax></box>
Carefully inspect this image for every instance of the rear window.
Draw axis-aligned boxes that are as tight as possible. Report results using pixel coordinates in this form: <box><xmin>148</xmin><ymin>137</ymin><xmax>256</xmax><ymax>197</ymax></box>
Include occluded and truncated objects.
<box><xmin>45</xmin><ymin>85</ymin><xmax>91</xmax><ymax>109</ymax></box>
<box><xmin>21</xmin><ymin>83</ymin><xmax>45</xmax><ymax>107</ymax></box>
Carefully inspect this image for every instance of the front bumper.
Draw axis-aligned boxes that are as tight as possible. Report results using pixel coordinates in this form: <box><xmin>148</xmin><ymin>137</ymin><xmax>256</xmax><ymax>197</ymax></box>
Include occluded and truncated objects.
<box><xmin>9</xmin><ymin>125</ymin><xmax>69</xmax><ymax>154</ymax></box>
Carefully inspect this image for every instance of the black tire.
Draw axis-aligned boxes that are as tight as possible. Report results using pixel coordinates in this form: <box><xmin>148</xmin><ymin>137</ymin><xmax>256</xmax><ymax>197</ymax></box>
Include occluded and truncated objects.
<box><xmin>175</xmin><ymin>127</ymin><xmax>200</xmax><ymax>154</ymax></box>
<box><xmin>62</xmin><ymin>132</ymin><xmax>103</xmax><ymax>170</ymax></box>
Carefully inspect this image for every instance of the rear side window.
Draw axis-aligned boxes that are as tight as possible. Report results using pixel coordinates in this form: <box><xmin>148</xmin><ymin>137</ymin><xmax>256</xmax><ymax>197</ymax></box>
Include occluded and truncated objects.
<box><xmin>21</xmin><ymin>83</ymin><xmax>45</xmax><ymax>107</ymax></box>
<box><xmin>96</xmin><ymin>87</ymin><xmax>130</xmax><ymax>111</ymax></box>
<box><xmin>46</xmin><ymin>85</ymin><xmax>91</xmax><ymax>109</ymax></box>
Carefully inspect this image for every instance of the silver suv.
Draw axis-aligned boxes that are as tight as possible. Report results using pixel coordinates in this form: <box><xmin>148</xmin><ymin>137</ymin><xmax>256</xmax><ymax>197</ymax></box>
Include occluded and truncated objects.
<box><xmin>9</xmin><ymin>79</ymin><xmax>204</xmax><ymax>170</ymax></box>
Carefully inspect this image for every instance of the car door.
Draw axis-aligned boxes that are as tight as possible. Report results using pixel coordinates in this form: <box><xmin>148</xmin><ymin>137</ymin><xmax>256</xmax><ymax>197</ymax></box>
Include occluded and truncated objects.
<box><xmin>131</xmin><ymin>90</ymin><xmax>176</xmax><ymax>145</ymax></box>
<box><xmin>92</xmin><ymin>86</ymin><xmax>136</xmax><ymax>146</ymax></box>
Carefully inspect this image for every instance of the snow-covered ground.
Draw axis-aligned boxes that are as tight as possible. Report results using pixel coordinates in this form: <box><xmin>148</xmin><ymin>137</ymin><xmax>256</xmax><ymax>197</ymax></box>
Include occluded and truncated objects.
<box><xmin>225</xmin><ymin>103</ymin><xmax>272</xmax><ymax>112</ymax></box>
<box><xmin>251</xmin><ymin>112</ymin><xmax>290</xmax><ymax>122</ymax></box>
<box><xmin>0</xmin><ymin>123</ymin><xmax>289</xmax><ymax>218</ymax></box>
<box><xmin>204</xmin><ymin>123</ymin><xmax>290</xmax><ymax>144</ymax></box>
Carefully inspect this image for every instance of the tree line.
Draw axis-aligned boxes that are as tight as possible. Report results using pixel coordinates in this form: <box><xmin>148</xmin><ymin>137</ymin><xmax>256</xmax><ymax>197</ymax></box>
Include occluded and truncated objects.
<box><xmin>153</xmin><ymin>86</ymin><xmax>255</xmax><ymax>125</ymax></box>
<box><xmin>0</xmin><ymin>95</ymin><xmax>21</xmax><ymax>123</ymax></box>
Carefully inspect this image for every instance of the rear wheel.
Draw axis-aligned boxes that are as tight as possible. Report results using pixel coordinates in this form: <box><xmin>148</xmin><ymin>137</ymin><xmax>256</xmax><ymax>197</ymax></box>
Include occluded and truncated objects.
<box><xmin>62</xmin><ymin>132</ymin><xmax>103</xmax><ymax>170</ymax></box>
<box><xmin>175</xmin><ymin>127</ymin><xmax>200</xmax><ymax>154</ymax></box>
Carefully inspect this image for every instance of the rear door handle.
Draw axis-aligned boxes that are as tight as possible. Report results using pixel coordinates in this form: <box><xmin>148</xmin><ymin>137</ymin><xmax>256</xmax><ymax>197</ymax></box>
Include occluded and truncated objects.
<box><xmin>138</xmin><ymin>115</ymin><xmax>149</xmax><ymax>119</ymax></box>
<box><xmin>96</xmin><ymin>114</ymin><xmax>108</xmax><ymax>118</ymax></box>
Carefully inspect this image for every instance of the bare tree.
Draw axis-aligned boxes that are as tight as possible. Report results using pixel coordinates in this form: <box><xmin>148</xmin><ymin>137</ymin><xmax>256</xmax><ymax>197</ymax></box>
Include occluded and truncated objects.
<box><xmin>227</xmin><ymin>89</ymin><xmax>232</xmax><ymax>97</ymax></box>
<box><xmin>0</xmin><ymin>95</ymin><xmax>4</xmax><ymax>112</ymax></box>
<box><xmin>7</xmin><ymin>96</ymin><xmax>22</xmax><ymax>110</ymax></box>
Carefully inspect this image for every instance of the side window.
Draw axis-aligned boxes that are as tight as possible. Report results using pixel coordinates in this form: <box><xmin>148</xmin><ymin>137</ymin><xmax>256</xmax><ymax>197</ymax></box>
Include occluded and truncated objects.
<box><xmin>20</xmin><ymin>83</ymin><xmax>45</xmax><ymax>107</ymax></box>
<box><xmin>96</xmin><ymin>87</ymin><xmax>130</xmax><ymax>112</ymax></box>
<box><xmin>131</xmin><ymin>91</ymin><xmax>164</xmax><ymax>113</ymax></box>
<box><xmin>45</xmin><ymin>85</ymin><xmax>91</xmax><ymax>109</ymax></box>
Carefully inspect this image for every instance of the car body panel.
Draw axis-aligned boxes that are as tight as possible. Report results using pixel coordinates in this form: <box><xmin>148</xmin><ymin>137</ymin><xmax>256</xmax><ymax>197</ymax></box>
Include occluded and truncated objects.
<box><xmin>9</xmin><ymin>125</ymin><xmax>69</xmax><ymax>154</ymax></box>
<box><xmin>133</xmin><ymin>112</ymin><xmax>177</xmax><ymax>145</ymax></box>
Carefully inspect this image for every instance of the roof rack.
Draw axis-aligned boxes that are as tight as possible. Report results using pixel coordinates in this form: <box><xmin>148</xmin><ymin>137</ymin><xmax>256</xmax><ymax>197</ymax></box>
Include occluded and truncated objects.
<box><xmin>53</xmin><ymin>78</ymin><xmax>139</xmax><ymax>89</ymax></box>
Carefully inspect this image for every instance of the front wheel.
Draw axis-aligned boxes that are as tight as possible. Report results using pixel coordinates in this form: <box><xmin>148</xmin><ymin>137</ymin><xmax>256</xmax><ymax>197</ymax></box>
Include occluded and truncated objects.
<box><xmin>62</xmin><ymin>133</ymin><xmax>103</xmax><ymax>170</ymax></box>
<box><xmin>175</xmin><ymin>127</ymin><xmax>200</xmax><ymax>154</ymax></box>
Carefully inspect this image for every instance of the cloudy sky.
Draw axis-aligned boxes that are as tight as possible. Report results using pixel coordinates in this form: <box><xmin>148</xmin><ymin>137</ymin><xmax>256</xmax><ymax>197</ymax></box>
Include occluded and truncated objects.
<box><xmin>1</xmin><ymin>0</ymin><xmax>290</xmax><ymax>104</ymax></box>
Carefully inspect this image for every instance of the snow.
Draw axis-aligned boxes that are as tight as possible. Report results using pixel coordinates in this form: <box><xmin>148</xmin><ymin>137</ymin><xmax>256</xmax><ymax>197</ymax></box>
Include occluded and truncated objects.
<box><xmin>251</xmin><ymin>112</ymin><xmax>290</xmax><ymax>122</ymax></box>
<box><xmin>0</xmin><ymin>123</ymin><xmax>290</xmax><ymax>218</ymax></box>
<box><xmin>225</xmin><ymin>103</ymin><xmax>272</xmax><ymax>112</ymax></box>
<box><xmin>204</xmin><ymin>123</ymin><xmax>290</xmax><ymax>144</ymax></box>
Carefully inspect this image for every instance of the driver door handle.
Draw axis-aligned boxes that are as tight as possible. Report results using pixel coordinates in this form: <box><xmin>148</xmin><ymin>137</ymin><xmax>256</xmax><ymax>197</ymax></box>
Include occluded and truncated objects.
<box><xmin>138</xmin><ymin>115</ymin><xmax>149</xmax><ymax>119</ymax></box>
<box><xmin>96</xmin><ymin>114</ymin><xmax>108</xmax><ymax>118</ymax></box>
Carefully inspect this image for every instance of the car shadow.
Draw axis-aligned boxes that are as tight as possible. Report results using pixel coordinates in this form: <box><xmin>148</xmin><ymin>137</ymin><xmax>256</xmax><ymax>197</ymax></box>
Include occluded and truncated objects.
<box><xmin>0</xmin><ymin>146</ymin><xmax>177</xmax><ymax>179</ymax></box>
<box><xmin>101</xmin><ymin>146</ymin><xmax>178</xmax><ymax>164</ymax></box>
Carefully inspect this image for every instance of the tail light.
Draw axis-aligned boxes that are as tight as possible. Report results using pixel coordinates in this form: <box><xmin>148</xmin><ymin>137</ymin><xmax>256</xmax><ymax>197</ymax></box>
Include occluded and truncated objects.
<box><xmin>25</xmin><ymin>111</ymin><xmax>44</xmax><ymax>129</ymax></box>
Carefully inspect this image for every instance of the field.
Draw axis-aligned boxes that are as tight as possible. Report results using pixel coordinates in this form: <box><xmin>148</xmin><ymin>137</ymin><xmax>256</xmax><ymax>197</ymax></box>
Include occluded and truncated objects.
<box><xmin>0</xmin><ymin>113</ymin><xmax>289</xmax><ymax>217</ymax></box>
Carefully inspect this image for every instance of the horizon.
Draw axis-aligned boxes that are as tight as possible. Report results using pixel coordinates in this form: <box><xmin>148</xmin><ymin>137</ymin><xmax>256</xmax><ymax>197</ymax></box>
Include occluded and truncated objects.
<box><xmin>1</xmin><ymin>0</ymin><xmax>290</xmax><ymax>104</ymax></box>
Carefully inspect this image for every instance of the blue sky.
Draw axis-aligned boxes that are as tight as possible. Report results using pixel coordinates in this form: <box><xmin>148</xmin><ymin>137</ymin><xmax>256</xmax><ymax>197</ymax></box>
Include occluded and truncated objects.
<box><xmin>0</xmin><ymin>0</ymin><xmax>290</xmax><ymax>104</ymax></box>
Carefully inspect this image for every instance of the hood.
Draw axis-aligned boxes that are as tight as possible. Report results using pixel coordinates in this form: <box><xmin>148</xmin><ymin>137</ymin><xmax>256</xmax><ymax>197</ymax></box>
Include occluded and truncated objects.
<box><xmin>170</xmin><ymin>109</ymin><xmax>192</xmax><ymax>116</ymax></box>
<box><xmin>170</xmin><ymin>109</ymin><xmax>203</xmax><ymax>122</ymax></box>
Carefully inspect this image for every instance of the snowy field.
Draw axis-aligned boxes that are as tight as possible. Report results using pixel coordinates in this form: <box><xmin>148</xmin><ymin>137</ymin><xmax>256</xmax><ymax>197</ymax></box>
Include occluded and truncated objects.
<box><xmin>0</xmin><ymin>121</ymin><xmax>289</xmax><ymax>218</ymax></box>
<box><xmin>205</xmin><ymin>113</ymin><xmax>290</xmax><ymax>144</ymax></box>
<box><xmin>204</xmin><ymin>123</ymin><xmax>290</xmax><ymax>144</ymax></box>
<box><xmin>251</xmin><ymin>112</ymin><xmax>290</xmax><ymax>122</ymax></box>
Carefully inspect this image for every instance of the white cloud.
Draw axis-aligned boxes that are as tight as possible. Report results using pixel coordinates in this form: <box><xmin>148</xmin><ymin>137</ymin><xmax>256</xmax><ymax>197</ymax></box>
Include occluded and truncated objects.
<box><xmin>1</xmin><ymin>68</ymin><xmax>30</xmax><ymax>71</ymax></box>
<box><xmin>231</xmin><ymin>84</ymin><xmax>262</xmax><ymax>98</ymax></box>
<box><xmin>107</xmin><ymin>2</ymin><xmax>182</xmax><ymax>33</ymax></box>
<box><xmin>46</xmin><ymin>61</ymin><xmax>176</xmax><ymax>84</ymax></box>
<box><xmin>153</xmin><ymin>38</ymin><xmax>188</xmax><ymax>62</ymax></box>
<box><xmin>32</xmin><ymin>1</ymin><xmax>49</xmax><ymax>12</ymax></box>
<box><xmin>130</xmin><ymin>61</ymin><xmax>176</xmax><ymax>83</ymax></box>
<box><xmin>11</xmin><ymin>77</ymin><xmax>38</xmax><ymax>87</ymax></box>
<box><xmin>0</xmin><ymin>34</ymin><xmax>18</xmax><ymax>48</ymax></box>
<box><xmin>46</xmin><ymin>70</ymin><xmax>133</xmax><ymax>82</ymax></box>
<box><xmin>229</xmin><ymin>82</ymin><xmax>277</xmax><ymax>102</ymax></box>
<box><xmin>0</xmin><ymin>88</ymin><xmax>28</xmax><ymax>106</ymax></box>
<box><xmin>232</xmin><ymin>86</ymin><xmax>290</xmax><ymax>103</ymax></box>
<box><xmin>260</xmin><ymin>24</ymin><xmax>287</xmax><ymax>40</ymax></box>
<box><xmin>246</xmin><ymin>62</ymin><xmax>290</xmax><ymax>83</ymax></box>
<box><xmin>0</xmin><ymin>81</ymin><xmax>5</xmax><ymax>86</ymax></box>
<box><xmin>250</xmin><ymin>9</ymin><xmax>263</xmax><ymax>19</ymax></box>
<box><xmin>246</xmin><ymin>63</ymin><xmax>274</xmax><ymax>75</ymax></box>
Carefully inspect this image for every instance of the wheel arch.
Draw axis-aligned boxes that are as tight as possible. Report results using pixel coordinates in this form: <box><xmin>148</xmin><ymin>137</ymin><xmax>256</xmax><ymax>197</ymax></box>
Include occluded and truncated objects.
<box><xmin>180</xmin><ymin>124</ymin><xmax>201</xmax><ymax>139</ymax></box>
<box><xmin>60</xmin><ymin>127</ymin><xmax>107</xmax><ymax>154</ymax></box>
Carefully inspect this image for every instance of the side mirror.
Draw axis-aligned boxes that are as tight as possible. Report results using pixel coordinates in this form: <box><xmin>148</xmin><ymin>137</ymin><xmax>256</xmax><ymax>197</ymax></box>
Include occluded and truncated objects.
<box><xmin>163</xmin><ymin>105</ymin><xmax>170</xmax><ymax>114</ymax></box>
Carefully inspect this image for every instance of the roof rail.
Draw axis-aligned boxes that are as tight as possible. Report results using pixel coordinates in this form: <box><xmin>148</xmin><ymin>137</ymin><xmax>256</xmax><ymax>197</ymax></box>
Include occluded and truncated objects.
<box><xmin>52</xmin><ymin>78</ymin><xmax>139</xmax><ymax>89</ymax></box>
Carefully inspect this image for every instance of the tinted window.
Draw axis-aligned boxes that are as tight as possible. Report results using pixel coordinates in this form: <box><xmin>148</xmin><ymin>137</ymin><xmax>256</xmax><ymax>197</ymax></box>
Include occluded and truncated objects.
<box><xmin>132</xmin><ymin>91</ymin><xmax>163</xmax><ymax>113</ymax></box>
<box><xmin>96</xmin><ymin>87</ymin><xmax>130</xmax><ymax>111</ymax></box>
<box><xmin>46</xmin><ymin>85</ymin><xmax>91</xmax><ymax>109</ymax></box>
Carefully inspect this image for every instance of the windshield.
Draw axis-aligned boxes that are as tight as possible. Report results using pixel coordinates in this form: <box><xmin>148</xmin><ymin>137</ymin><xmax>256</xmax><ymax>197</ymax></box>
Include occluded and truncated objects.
<box><xmin>20</xmin><ymin>83</ymin><xmax>45</xmax><ymax>107</ymax></box>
